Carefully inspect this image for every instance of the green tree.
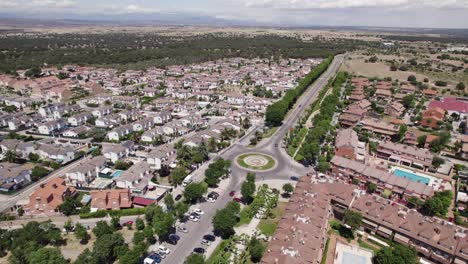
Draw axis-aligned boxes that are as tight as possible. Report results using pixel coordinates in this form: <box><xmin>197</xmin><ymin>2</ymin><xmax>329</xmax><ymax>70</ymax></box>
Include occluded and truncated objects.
<box><xmin>58</xmin><ymin>197</ymin><xmax>80</xmax><ymax>216</ymax></box>
<box><xmin>432</xmin><ymin>156</ymin><xmax>445</xmax><ymax>168</ymax></box>
<box><xmin>27</xmin><ymin>248</ymin><xmax>67</xmax><ymax>264</ymax></box>
<box><xmin>457</xmin><ymin>82</ymin><xmax>466</xmax><ymax>90</ymax></box>
<box><xmin>92</xmin><ymin>233</ymin><xmax>125</xmax><ymax>264</ymax></box>
<box><xmin>249</xmin><ymin>237</ymin><xmax>265</xmax><ymax>263</ymax></box>
<box><xmin>75</xmin><ymin>222</ymin><xmax>90</xmax><ymax>244</ymax></box>
<box><xmin>417</xmin><ymin>135</ymin><xmax>427</xmax><ymax>148</ymax></box>
<box><xmin>241</xmin><ymin>179</ymin><xmax>256</xmax><ymax>204</ymax></box>
<box><xmin>4</xmin><ymin>150</ymin><xmax>18</xmax><ymax>163</ymax></box>
<box><xmin>407</xmin><ymin>196</ymin><xmax>421</xmax><ymax>209</ymax></box>
<box><xmin>185</xmin><ymin>253</ymin><xmax>205</xmax><ymax>264</ymax></box>
<box><xmin>282</xmin><ymin>183</ymin><xmax>294</xmax><ymax>196</ymax></box>
<box><xmin>407</xmin><ymin>75</ymin><xmax>416</xmax><ymax>82</ymax></box>
<box><xmin>30</xmin><ymin>166</ymin><xmax>50</xmax><ymax>181</ymax></box>
<box><xmin>164</xmin><ymin>193</ymin><xmax>175</xmax><ymax>211</ymax></box>
<box><xmin>317</xmin><ymin>159</ymin><xmax>330</xmax><ymax>173</ymax></box>
<box><xmin>174</xmin><ymin>202</ymin><xmax>190</xmax><ymax>220</ymax></box>
<box><xmin>170</xmin><ymin>166</ymin><xmax>187</xmax><ymax>186</ymax></box>
<box><xmin>111</xmin><ymin>215</ymin><xmax>121</xmax><ymax>229</ymax></box>
<box><xmin>92</xmin><ymin>220</ymin><xmax>114</xmax><ymax>238</ymax></box>
<box><xmin>374</xmin><ymin>244</ymin><xmax>418</xmax><ymax>264</ymax></box>
<box><xmin>153</xmin><ymin>209</ymin><xmax>175</xmax><ymax>241</ymax></box>
<box><xmin>183</xmin><ymin>182</ymin><xmax>208</xmax><ymax>204</ymax></box>
<box><xmin>212</xmin><ymin>208</ymin><xmax>238</xmax><ymax>239</ymax></box>
<box><xmin>366</xmin><ymin>182</ymin><xmax>377</xmax><ymax>194</ymax></box>
<box><xmin>28</xmin><ymin>152</ymin><xmax>40</xmax><ymax>162</ymax></box>
<box><xmin>401</xmin><ymin>94</ymin><xmax>415</xmax><ymax>109</ymax></box>
<box><xmin>75</xmin><ymin>248</ymin><xmax>98</xmax><ymax>264</ymax></box>
<box><xmin>135</xmin><ymin>217</ymin><xmax>145</xmax><ymax>231</ymax></box>
<box><xmin>421</xmin><ymin>190</ymin><xmax>453</xmax><ymax>217</ymax></box>
<box><xmin>343</xmin><ymin>210</ymin><xmax>362</xmax><ymax>230</ymax></box>
<box><xmin>63</xmin><ymin>218</ymin><xmax>73</xmax><ymax>233</ymax></box>
<box><xmin>246</xmin><ymin>172</ymin><xmax>256</xmax><ymax>182</ymax></box>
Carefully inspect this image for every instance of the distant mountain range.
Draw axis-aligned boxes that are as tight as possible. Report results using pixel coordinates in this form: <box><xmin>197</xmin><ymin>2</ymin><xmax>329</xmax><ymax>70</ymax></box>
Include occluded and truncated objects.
<box><xmin>0</xmin><ymin>14</ymin><xmax>467</xmax><ymax>37</ymax></box>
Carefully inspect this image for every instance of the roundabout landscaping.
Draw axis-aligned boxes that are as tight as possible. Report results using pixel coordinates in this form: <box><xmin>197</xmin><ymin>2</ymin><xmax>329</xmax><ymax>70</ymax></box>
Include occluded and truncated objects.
<box><xmin>236</xmin><ymin>153</ymin><xmax>277</xmax><ymax>171</ymax></box>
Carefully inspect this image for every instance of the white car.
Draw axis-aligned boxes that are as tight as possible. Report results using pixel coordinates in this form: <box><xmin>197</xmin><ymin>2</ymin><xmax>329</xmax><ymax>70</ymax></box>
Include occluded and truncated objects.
<box><xmin>192</xmin><ymin>209</ymin><xmax>204</xmax><ymax>215</ymax></box>
<box><xmin>189</xmin><ymin>215</ymin><xmax>200</xmax><ymax>222</ymax></box>
<box><xmin>158</xmin><ymin>245</ymin><xmax>171</xmax><ymax>255</ymax></box>
<box><xmin>177</xmin><ymin>226</ymin><xmax>189</xmax><ymax>233</ymax></box>
<box><xmin>207</xmin><ymin>197</ymin><xmax>216</xmax><ymax>203</ymax></box>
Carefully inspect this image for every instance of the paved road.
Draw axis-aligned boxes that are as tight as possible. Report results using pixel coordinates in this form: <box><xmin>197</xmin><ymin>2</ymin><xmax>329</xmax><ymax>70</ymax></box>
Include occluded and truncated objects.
<box><xmin>162</xmin><ymin>54</ymin><xmax>345</xmax><ymax>263</ymax></box>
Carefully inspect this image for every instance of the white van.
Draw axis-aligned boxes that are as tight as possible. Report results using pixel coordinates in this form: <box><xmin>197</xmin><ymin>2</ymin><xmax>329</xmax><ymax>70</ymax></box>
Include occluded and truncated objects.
<box><xmin>182</xmin><ymin>175</ymin><xmax>193</xmax><ymax>186</ymax></box>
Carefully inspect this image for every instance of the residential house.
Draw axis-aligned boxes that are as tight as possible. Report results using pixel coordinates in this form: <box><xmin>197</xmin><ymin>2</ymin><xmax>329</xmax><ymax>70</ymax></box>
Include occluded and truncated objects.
<box><xmin>90</xmin><ymin>189</ymin><xmax>132</xmax><ymax>211</ymax></box>
<box><xmin>102</xmin><ymin>141</ymin><xmax>134</xmax><ymax>163</ymax></box>
<box><xmin>334</xmin><ymin>128</ymin><xmax>366</xmax><ymax>161</ymax></box>
<box><xmin>37</xmin><ymin>119</ymin><xmax>67</xmax><ymax>135</ymax></box>
<box><xmin>115</xmin><ymin>162</ymin><xmax>152</xmax><ymax>194</ymax></box>
<box><xmin>35</xmin><ymin>143</ymin><xmax>75</xmax><ymax>164</ymax></box>
<box><xmin>376</xmin><ymin>141</ymin><xmax>434</xmax><ymax>169</ymax></box>
<box><xmin>65</xmin><ymin>156</ymin><xmax>107</xmax><ymax>187</ymax></box>
<box><xmin>67</xmin><ymin>111</ymin><xmax>93</xmax><ymax>126</ymax></box>
<box><xmin>428</xmin><ymin>97</ymin><xmax>468</xmax><ymax>119</ymax></box>
<box><xmin>0</xmin><ymin>162</ymin><xmax>32</xmax><ymax>191</ymax></box>
<box><xmin>421</xmin><ymin>107</ymin><xmax>445</xmax><ymax>129</ymax></box>
<box><xmin>25</xmin><ymin>178</ymin><xmax>76</xmax><ymax>216</ymax></box>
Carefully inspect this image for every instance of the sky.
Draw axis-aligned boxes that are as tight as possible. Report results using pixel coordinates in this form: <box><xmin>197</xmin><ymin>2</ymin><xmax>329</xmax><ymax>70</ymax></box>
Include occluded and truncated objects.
<box><xmin>0</xmin><ymin>0</ymin><xmax>467</xmax><ymax>28</ymax></box>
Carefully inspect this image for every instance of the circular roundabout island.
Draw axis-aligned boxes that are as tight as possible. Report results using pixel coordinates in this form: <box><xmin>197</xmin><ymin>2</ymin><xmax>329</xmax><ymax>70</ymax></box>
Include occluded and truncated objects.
<box><xmin>236</xmin><ymin>153</ymin><xmax>277</xmax><ymax>171</ymax></box>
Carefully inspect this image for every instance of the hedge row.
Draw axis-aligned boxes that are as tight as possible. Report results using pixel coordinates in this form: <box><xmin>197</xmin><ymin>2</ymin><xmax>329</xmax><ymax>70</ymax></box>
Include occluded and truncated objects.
<box><xmin>79</xmin><ymin>207</ymin><xmax>146</xmax><ymax>219</ymax></box>
<box><xmin>265</xmin><ymin>56</ymin><xmax>333</xmax><ymax>126</ymax></box>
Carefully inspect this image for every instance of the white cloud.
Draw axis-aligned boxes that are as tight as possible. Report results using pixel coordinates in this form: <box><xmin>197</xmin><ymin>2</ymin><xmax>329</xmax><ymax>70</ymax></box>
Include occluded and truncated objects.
<box><xmin>242</xmin><ymin>0</ymin><xmax>468</xmax><ymax>9</ymax></box>
<box><xmin>32</xmin><ymin>0</ymin><xmax>76</xmax><ymax>8</ymax></box>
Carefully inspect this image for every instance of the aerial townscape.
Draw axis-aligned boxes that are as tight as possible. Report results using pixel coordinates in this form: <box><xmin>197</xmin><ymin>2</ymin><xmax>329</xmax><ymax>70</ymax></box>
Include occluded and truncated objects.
<box><xmin>0</xmin><ymin>1</ymin><xmax>467</xmax><ymax>264</ymax></box>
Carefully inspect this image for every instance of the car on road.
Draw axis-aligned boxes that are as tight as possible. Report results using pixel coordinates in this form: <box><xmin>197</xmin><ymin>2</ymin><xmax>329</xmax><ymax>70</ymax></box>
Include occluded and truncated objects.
<box><xmin>233</xmin><ymin>197</ymin><xmax>242</xmax><ymax>203</ymax></box>
<box><xmin>177</xmin><ymin>226</ymin><xmax>189</xmax><ymax>233</ymax></box>
<box><xmin>290</xmin><ymin>176</ymin><xmax>299</xmax><ymax>181</ymax></box>
<box><xmin>203</xmin><ymin>234</ymin><xmax>216</xmax><ymax>242</ymax></box>
<box><xmin>169</xmin><ymin>234</ymin><xmax>180</xmax><ymax>241</ymax></box>
<box><xmin>208</xmin><ymin>191</ymin><xmax>219</xmax><ymax>198</ymax></box>
<box><xmin>192</xmin><ymin>209</ymin><xmax>204</xmax><ymax>215</ymax></box>
<box><xmin>207</xmin><ymin>196</ymin><xmax>216</xmax><ymax>203</ymax></box>
<box><xmin>158</xmin><ymin>245</ymin><xmax>170</xmax><ymax>255</ymax></box>
<box><xmin>229</xmin><ymin>191</ymin><xmax>236</xmax><ymax>197</ymax></box>
<box><xmin>193</xmin><ymin>247</ymin><xmax>205</xmax><ymax>255</ymax></box>
<box><xmin>144</xmin><ymin>253</ymin><xmax>161</xmax><ymax>264</ymax></box>
<box><xmin>175</xmin><ymin>194</ymin><xmax>182</xmax><ymax>201</ymax></box>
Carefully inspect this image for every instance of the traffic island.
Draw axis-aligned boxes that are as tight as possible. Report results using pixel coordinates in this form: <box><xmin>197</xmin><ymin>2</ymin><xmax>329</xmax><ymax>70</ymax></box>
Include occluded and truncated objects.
<box><xmin>236</xmin><ymin>153</ymin><xmax>277</xmax><ymax>171</ymax></box>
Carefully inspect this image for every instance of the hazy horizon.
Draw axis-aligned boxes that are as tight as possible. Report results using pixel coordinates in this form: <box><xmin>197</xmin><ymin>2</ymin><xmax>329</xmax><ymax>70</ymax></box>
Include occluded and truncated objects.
<box><xmin>0</xmin><ymin>0</ymin><xmax>467</xmax><ymax>29</ymax></box>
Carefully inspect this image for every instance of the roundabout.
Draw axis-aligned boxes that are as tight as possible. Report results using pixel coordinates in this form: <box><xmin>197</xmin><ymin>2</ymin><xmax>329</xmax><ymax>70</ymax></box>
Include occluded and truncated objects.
<box><xmin>236</xmin><ymin>153</ymin><xmax>277</xmax><ymax>171</ymax></box>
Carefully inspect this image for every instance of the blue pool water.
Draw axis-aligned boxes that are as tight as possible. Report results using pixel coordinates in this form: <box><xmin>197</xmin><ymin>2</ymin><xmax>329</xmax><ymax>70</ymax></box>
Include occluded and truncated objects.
<box><xmin>393</xmin><ymin>169</ymin><xmax>430</xmax><ymax>185</ymax></box>
<box><xmin>342</xmin><ymin>252</ymin><xmax>366</xmax><ymax>264</ymax></box>
<box><xmin>111</xmin><ymin>170</ymin><xmax>123</xmax><ymax>178</ymax></box>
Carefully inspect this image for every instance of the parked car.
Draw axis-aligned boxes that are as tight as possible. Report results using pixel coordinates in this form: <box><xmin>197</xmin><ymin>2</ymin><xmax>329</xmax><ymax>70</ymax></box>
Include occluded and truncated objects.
<box><xmin>229</xmin><ymin>191</ymin><xmax>236</xmax><ymax>197</ymax></box>
<box><xmin>233</xmin><ymin>197</ymin><xmax>242</xmax><ymax>203</ymax></box>
<box><xmin>143</xmin><ymin>253</ymin><xmax>161</xmax><ymax>264</ymax></box>
<box><xmin>201</xmin><ymin>239</ymin><xmax>211</xmax><ymax>246</ymax></box>
<box><xmin>177</xmin><ymin>226</ymin><xmax>189</xmax><ymax>233</ymax></box>
<box><xmin>189</xmin><ymin>215</ymin><xmax>200</xmax><ymax>222</ymax></box>
<box><xmin>203</xmin><ymin>234</ymin><xmax>216</xmax><ymax>242</ymax></box>
<box><xmin>208</xmin><ymin>191</ymin><xmax>219</xmax><ymax>198</ymax></box>
<box><xmin>193</xmin><ymin>247</ymin><xmax>205</xmax><ymax>255</ymax></box>
<box><xmin>123</xmin><ymin>221</ymin><xmax>133</xmax><ymax>226</ymax></box>
<box><xmin>192</xmin><ymin>209</ymin><xmax>204</xmax><ymax>215</ymax></box>
<box><xmin>175</xmin><ymin>194</ymin><xmax>182</xmax><ymax>201</ymax></box>
<box><xmin>290</xmin><ymin>176</ymin><xmax>299</xmax><ymax>181</ymax></box>
<box><xmin>158</xmin><ymin>246</ymin><xmax>170</xmax><ymax>255</ymax></box>
<box><xmin>207</xmin><ymin>196</ymin><xmax>216</xmax><ymax>203</ymax></box>
<box><xmin>169</xmin><ymin>234</ymin><xmax>180</xmax><ymax>241</ymax></box>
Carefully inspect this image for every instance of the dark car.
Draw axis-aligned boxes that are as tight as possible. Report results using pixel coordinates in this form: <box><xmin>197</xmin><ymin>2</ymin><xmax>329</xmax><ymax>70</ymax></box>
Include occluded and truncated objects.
<box><xmin>169</xmin><ymin>233</ymin><xmax>181</xmax><ymax>241</ymax></box>
<box><xmin>290</xmin><ymin>176</ymin><xmax>299</xmax><ymax>181</ymax></box>
<box><xmin>229</xmin><ymin>191</ymin><xmax>236</xmax><ymax>197</ymax></box>
<box><xmin>175</xmin><ymin>194</ymin><xmax>182</xmax><ymax>201</ymax></box>
<box><xmin>208</xmin><ymin>191</ymin><xmax>219</xmax><ymax>198</ymax></box>
<box><xmin>203</xmin><ymin>234</ymin><xmax>216</xmax><ymax>242</ymax></box>
<box><xmin>145</xmin><ymin>253</ymin><xmax>161</xmax><ymax>263</ymax></box>
<box><xmin>193</xmin><ymin>247</ymin><xmax>205</xmax><ymax>255</ymax></box>
<box><xmin>233</xmin><ymin>197</ymin><xmax>242</xmax><ymax>203</ymax></box>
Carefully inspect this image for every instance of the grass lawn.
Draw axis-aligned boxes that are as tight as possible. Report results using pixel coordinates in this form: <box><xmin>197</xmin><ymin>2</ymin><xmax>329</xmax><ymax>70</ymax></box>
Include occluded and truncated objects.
<box><xmin>358</xmin><ymin>240</ymin><xmax>380</xmax><ymax>254</ymax></box>
<box><xmin>257</xmin><ymin>202</ymin><xmax>287</xmax><ymax>236</ymax></box>
<box><xmin>236</xmin><ymin>206</ymin><xmax>253</xmax><ymax>227</ymax></box>
<box><xmin>237</xmin><ymin>153</ymin><xmax>276</xmax><ymax>171</ymax></box>
<box><xmin>206</xmin><ymin>239</ymin><xmax>232</xmax><ymax>264</ymax></box>
<box><xmin>263</xmin><ymin>127</ymin><xmax>278</xmax><ymax>138</ymax></box>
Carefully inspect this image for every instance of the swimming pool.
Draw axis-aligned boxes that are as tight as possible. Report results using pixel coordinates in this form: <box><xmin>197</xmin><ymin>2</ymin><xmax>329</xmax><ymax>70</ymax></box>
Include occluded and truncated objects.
<box><xmin>111</xmin><ymin>170</ymin><xmax>123</xmax><ymax>178</ymax></box>
<box><xmin>393</xmin><ymin>168</ymin><xmax>430</xmax><ymax>185</ymax></box>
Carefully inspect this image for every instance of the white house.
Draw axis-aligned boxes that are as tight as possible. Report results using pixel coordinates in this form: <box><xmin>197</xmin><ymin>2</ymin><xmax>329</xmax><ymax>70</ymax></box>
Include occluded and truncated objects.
<box><xmin>102</xmin><ymin>141</ymin><xmax>134</xmax><ymax>163</ymax></box>
<box><xmin>115</xmin><ymin>161</ymin><xmax>152</xmax><ymax>193</ymax></box>
<box><xmin>37</xmin><ymin>119</ymin><xmax>67</xmax><ymax>135</ymax></box>
<box><xmin>64</xmin><ymin>156</ymin><xmax>107</xmax><ymax>187</ymax></box>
